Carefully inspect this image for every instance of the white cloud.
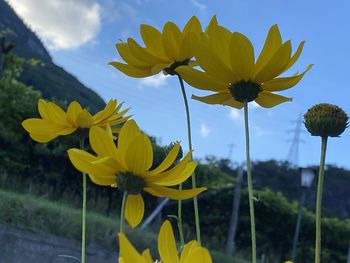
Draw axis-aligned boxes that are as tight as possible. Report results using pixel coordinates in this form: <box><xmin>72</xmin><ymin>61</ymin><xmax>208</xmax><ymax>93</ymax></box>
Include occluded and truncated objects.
<box><xmin>7</xmin><ymin>0</ymin><xmax>101</xmax><ymax>50</ymax></box>
<box><xmin>200</xmin><ymin>124</ymin><xmax>211</xmax><ymax>138</ymax></box>
<box><xmin>229</xmin><ymin>108</ymin><xmax>242</xmax><ymax>121</ymax></box>
<box><xmin>190</xmin><ymin>0</ymin><xmax>207</xmax><ymax>13</ymax></box>
<box><xmin>138</xmin><ymin>73</ymin><xmax>169</xmax><ymax>88</ymax></box>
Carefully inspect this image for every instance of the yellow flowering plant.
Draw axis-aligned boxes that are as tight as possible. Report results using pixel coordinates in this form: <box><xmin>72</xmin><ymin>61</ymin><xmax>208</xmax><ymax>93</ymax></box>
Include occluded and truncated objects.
<box><xmin>21</xmin><ymin>98</ymin><xmax>130</xmax><ymax>263</ymax></box>
<box><xmin>176</xmin><ymin>23</ymin><xmax>312</xmax><ymax>263</ymax></box>
<box><xmin>67</xmin><ymin>120</ymin><xmax>206</xmax><ymax>229</ymax></box>
<box><xmin>118</xmin><ymin>220</ymin><xmax>212</xmax><ymax>263</ymax></box>
<box><xmin>22</xmin><ymin>99</ymin><xmax>130</xmax><ymax>142</ymax></box>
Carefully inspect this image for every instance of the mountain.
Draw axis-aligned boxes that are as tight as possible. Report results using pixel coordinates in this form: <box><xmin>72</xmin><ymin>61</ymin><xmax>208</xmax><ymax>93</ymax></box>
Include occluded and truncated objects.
<box><xmin>0</xmin><ymin>0</ymin><xmax>105</xmax><ymax>112</ymax></box>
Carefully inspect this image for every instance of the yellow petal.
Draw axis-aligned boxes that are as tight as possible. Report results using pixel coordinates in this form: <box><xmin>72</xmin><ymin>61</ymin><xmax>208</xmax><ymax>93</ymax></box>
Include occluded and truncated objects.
<box><xmin>145</xmin><ymin>185</ymin><xmax>206</xmax><ymax>200</ymax></box>
<box><xmin>89</xmin><ymin>174</ymin><xmax>117</xmax><ymax>186</ymax></box>
<box><xmin>184</xmin><ymin>246</ymin><xmax>213</xmax><ymax>263</ymax></box>
<box><xmin>255</xmin><ymin>24</ymin><xmax>282</xmax><ymax>74</ymax></box>
<box><xmin>179</xmin><ymin>32</ymin><xmax>198</xmax><ymax>61</ymax></box>
<box><xmin>183</xmin><ymin>16</ymin><xmax>202</xmax><ymax>36</ymax></box>
<box><xmin>205</xmin><ymin>15</ymin><xmax>218</xmax><ymax>36</ymax></box>
<box><xmin>125</xmin><ymin>194</ymin><xmax>144</xmax><ymax>228</ymax></box>
<box><xmin>29</xmin><ymin>133</ymin><xmax>58</xmax><ymax>143</ymax></box>
<box><xmin>158</xmin><ymin>220</ymin><xmax>180</xmax><ymax>263</ymax></box>
<box><xmin>89</xmin><ymin>126</ymin><xmax>118</xmax><ymax>158</ymax></box>
<box><xmin>109</xmin><ymin>62</ymin><xmax>152</xmax><ymax>78</ymax></box>
<box><xmin>117</xmin><ymin>43</ymin><xmax>153</xmax><ymax>68</ymax></box>
<box><xmin>283</xmin><ymin>41</ymin><xmax>305</xmax><ymax>73</ymax></box>
<box><xmin>229</xmin><ymin>32</ymin><xmax>255</xmax><ymax>81</ymax></box>
<box><xmin>67</xmin><ymin>101</ymin><xmax>83</xmax><ymax>125</ymax></box>
<box><xmin>146</xmin><ymin>143</ymin><xmax>180</xmax><ymax>176</ymax></box>
<box><xmin>207</xmin><ymin>25</ymin><xmax>232</xmax><ymax>68</ymax></box>
<box><xmin>127</xmin><ymin>38</ymin><xmax>161</xmax><ymax>64</ymax></box>
<box><xmin>140</xmin><ymin>24</ymin><xmax>167</xmax><ymax>59</ymax></box>
<box><xmin>118</xmin><ymin>233</ymin><xmax>144</xmax><ymax>262</ymax></box>
<box><xmin>46</xmin><ymin>101</ymin><xmax>68</xmax><ymax>124</ymax></box>
<box><xmin>180</xmin><ymin>240</ymin><xmax>199</xmax><ymax>262</ymax></box>
<box><xmin>191</xmin><ymin>92</ymin><xmax>237</xmax><ymax>106</ymax></box>
<box><xmin>176</xmin><ymin>66</ymin><xmax>228</xmax><ymax>92</ymax></box>
<box><xmin>118</xmin><ymin>120</ymin><xmax>141</xmax><ymax>159</ymax></box>
<box><xmin>195</xmin><ymin>43</ymin><xmax>235</xmax><ymax>84</ymax></box>
<box><xmin>262</xmin><ymin>64</ymin><xmax>313</xmax><ymax>91</ymax></box>
<box><xmin>76</xmin><ymin>109</ymin><xmax>94</xmax><ymax>128</ymax></box>
<box><xmin>124</xmin><ymin>134</ymin><xmax>153</xmax><ymax>174</ymax></box>
<box><xmin>37</xmin><ymin>99</ymin><xmax>50</xmax><ymax>120</ymax></box>
<box><xmin>93</xmin><ymin>99</ymin><xmax>116</xmax><ymax>124</ymax></box>
<box><xmin>255</xmin><ymin>91</ymin><xmax>292</xmax><ymax>108</ymax></box>
<box><xmin>162</xmin><ymin>22</ymin><xmax>182</xmax><ymax>61</ymax></box>
<box><xmin>254</xmin><ymin>41</ymin><xmax>292</xmax><ymax>83</ymax></box>
<box><xmin>141</xmin><ymin>249</ymin><xmax>153</xmax><ymax>263</ymax></box>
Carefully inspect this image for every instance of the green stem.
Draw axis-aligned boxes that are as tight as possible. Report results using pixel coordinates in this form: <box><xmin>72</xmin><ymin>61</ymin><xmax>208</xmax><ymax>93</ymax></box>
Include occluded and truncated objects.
<box><xmin>120</xmin><ymin>191</ymin><xmax>128</xmax><ymax>233</ymax></box>
<box><xmin>315</xmin><ymin>136</ymin><xmax>328</xmax><ymax>263</ymax></box>
<box><xmin>243</xmin><ymin>101</ymin><xmax>257</xmax><ymax>263</ymax></box>
<box><xmin>177</xmin><ymin>75</ymin><xmax>201</xmax><ymax>245</ymax></box>
<box><xmin>79</xmin><ymin>137</ymin><xmax>87</xmax><ymax>263</ymax></box>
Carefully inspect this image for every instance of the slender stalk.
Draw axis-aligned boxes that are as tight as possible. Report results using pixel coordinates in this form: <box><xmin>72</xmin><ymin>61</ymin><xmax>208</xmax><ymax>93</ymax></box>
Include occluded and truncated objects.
<box><xmin>177</xmin><ymin>75</ymin><xmax>201</xmax><ymax>245</ymax></box>
<box><xmin>315</xmin><ymin>136</ymin><xmax>328</xmax><ymax>263</ymax></box>
<box><xmin>243</xmin><ymin>101</ymin><xmax>257</xmax><ymax>263</ymax></box>
<box><xmin>79</xmin><ymin>137</ymin><xmax>87</xmax><ymax>263</ymax></box>
<box><xmin>120</xmin><ymin>191</ymin><xmax>128</xmax><ymax>233</ymax></box>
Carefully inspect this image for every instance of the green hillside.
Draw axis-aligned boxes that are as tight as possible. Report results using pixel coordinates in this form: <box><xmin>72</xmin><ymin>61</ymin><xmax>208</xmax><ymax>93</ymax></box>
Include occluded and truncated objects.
<box><xmin>0</xmin><ymin>0</ymin><xmax>105</xmax><ymax>112</ymax></box>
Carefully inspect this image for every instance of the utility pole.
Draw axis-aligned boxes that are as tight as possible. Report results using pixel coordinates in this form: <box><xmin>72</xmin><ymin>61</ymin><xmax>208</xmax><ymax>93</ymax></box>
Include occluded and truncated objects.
<box><xmin>225</xmin><ymin>166</ymin><xmax>244</xmax><ymax>255</ymax></box>
<box><xmin>286</xmin><ymin>115</ymin><xmax>304</xmax><ymax>167</ymax></box>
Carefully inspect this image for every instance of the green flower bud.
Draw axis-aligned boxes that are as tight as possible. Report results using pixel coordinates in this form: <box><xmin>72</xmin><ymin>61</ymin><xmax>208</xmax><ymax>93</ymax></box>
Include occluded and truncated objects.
<box><xmin>304</xmin><ymin>103</ymin><xmax>348</xmax><ymax>137</ymax></box>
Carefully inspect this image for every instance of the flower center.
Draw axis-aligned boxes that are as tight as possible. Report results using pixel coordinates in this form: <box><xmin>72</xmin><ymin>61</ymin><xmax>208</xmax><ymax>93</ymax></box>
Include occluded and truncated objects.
<box><xmin>164</xmin><ymin>59</ymin><xmax>190</xmax><ymax>75</ymax></box>
<box><xmin>229</xmin><ymin>81</ymin><xmax>261</xmax><ymax>103</ymax></box>
<box><xmin>117</xmin><ymin>172</ymin><xmax>146</xmax><ymax>194</ymax></box>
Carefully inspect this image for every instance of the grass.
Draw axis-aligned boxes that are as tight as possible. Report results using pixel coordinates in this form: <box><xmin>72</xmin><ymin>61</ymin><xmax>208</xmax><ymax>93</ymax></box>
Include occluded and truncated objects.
<box><xmin>0</xmin><ymin>188</ymin><xmax>249</xmax><ymax>262</ymax></box>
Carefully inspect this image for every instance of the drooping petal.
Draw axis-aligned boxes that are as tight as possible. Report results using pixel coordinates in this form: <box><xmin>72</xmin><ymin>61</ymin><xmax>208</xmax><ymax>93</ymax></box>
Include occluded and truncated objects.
<box><xmin>158</xmin><ymin>220</ymin><xmax>180</xmax><ymax>263</ymax></box>
<box><xmin>124</xmin><ymin>134</ymin><xmax>153</xmax><ymax>174</ymax></box>
<box><xmin>162</xmin><ymin>22</ymin><xmax>182</xmax><ymax>60</ymax></box>
<box><xmin>253</xmin><ymin>40</ymin><xmax>292</xmax><ymax>83</ymax></box>
<box><xmin>191</xmin><ymin>92</ymin><xmax>232</xmax><ymax>105</ymax></box>
<box><xmin>67</xmin><ymin>101</ymin><xmax>83</xmax><ymax>125</ymax></box>
<box><xmin>255</xmin><ymin>24</ymin><xmax>282</xmax><ymax>74</ymax></box>
<box><xmin>140</xmin><ymin>24</ymin><xmax>167</xmax><ymax>59</ymax></box>
<box><xmin>262</xmin><ymin>64</ymin><xmax>313</xmax><ymax>91</ymax></box>
<box><xmin>146</xmin><ymin>143</ymin><xmax>180</xmax><ymax>176</ymax></box>
<box><xmin>255</xmin><ymin>91</ymin><xmax>292</xmax><ymax>108</ymax></box>
<box><xmin>109</xmin><ymin>62</ymin><xmax>152</xmax><ymax>78</ymax></box>
<box><xmin>117</xmin><ymin>43</ymin><xmax>153</xmax><ymax>68</ymax></box>
<box><xmin>124</xmin><ymin>194</ymin><xmax>144</xmax><ymax>228</ymax></box>
<box><xmin>118</xmin><ymin>233</ymin><xmax>144</xmax><ymax>262</ymax></box>
<box><xmin>229</xmin><ymin>32</ymin><xmax>255</xmax><ymax>81</ymax></box>
<box><xmin>176</xmin><ymin>66</ymin><xmax>228</xmax><ymax>92</ymax></box>
<box><xmin>89</xmin><ymin>126</ymin><xmax>118</xmax><ymax>158</ymax></box>
<box><xmin>145</xmin><ymin>185</ymin><xmax>206</xmax><ymax>200</ymax></box>
<box><xmin>127</xmin><ymin>38</ymin><xmax>161</xmax><ymax>64</ymax></box>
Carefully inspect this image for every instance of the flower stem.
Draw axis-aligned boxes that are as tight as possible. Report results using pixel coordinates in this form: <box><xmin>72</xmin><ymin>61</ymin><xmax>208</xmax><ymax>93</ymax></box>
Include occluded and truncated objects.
<box><xmin>120</xmin><ymin>191</ymin><xmax>128</xmax><ymax>233</ymax></box>
<box><xmin>79</xmin><ymin>137</ymin><xmax>87</xmax><ymax>263</ymax></box>
<box><xmin>315</xmin><ymin>136</ymin><xmax>328</xmax><ymax>263</ymax></box>
<box><xmin>243</xmin><ymin>101</ymin><xmax>257</xmax><ymax>263</ymax></box>
<box><xmin>177</xmin><ymin>75</ymin><xmax>201</xmax><ymax>245</ymax></box>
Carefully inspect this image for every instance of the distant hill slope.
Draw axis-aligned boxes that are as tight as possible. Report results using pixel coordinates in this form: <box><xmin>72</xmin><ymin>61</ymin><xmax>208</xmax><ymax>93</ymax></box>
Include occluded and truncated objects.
<box><xmin>0</xmin><ymin>0</ymin><xmax>105</xmax><ymax>112</ymax></box>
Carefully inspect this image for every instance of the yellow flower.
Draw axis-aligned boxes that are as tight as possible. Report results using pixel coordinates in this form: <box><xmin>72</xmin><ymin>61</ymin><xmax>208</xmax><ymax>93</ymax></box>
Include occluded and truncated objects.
<box><xmin>22</xmin><ymin>99</ymin><xmax>130</xmax><ymax>143</ymax></box>
<box><xmin>176</xmin><ymin>24</ymin><xmax>313</xmax><ymax>108</ymax></box>
<box><xmin>118</xmin><ymin>220</ymin><xmax>212</xmax><ymax>263</ymax></box>
<box><xmin>110</xmin><ymin>16</ymin><xmax>202</xmax><ymax>77</ymax></box>
<box><xmin>68</xmin><ymin>120</ymin><xmax>206</xmax><ymax>228</ymax></box>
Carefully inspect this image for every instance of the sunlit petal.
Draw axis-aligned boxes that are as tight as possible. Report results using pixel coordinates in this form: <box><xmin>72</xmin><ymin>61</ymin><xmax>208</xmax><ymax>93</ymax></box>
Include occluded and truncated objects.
<box><xmin>255</xmin><ymin>91</ymin><xmax>292</xmax><ymax>108</ymax></box>
<box><xmin>125</xmin><ymin>194</ymin><xmax>144</xmax><ymax>228</ymax></box>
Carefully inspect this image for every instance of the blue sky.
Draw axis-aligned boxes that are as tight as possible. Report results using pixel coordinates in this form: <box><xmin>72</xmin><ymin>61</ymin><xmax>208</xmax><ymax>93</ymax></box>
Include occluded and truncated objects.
<box><xmin>8</xmin><ymin>0</ymin><xmax>350</xmax><ymax>168</ymax></box>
